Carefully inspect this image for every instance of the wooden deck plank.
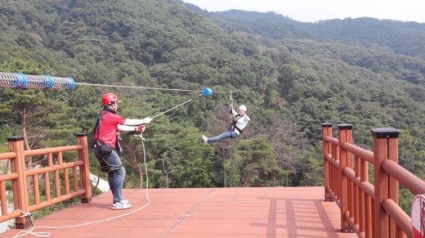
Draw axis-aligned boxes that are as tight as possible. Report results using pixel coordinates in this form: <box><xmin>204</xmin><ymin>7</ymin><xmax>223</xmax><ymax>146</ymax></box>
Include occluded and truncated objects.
<box><xmin>0</xmin><ymin>187</ymin><xmax>357</xmax><ymax>238</ymax></box>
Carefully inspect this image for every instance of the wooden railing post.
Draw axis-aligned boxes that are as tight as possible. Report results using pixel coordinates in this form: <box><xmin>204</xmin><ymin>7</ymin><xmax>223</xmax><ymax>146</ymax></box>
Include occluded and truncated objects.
<box><xmin>322</xmin><ymin>123</ymin><xmax>333</xmax><ymax>201</ymax></box>
<box><xmin>76</xmin><ymin>133</ymin><xmax>92</xmax><ymax>203</ymax></box>
<box><xmin>371</xmin><ymin>128</ymin><xmax>400</xmax><ymax>238</ymax></box>
<box><xmin>338</xmin><ymin>123</ymin><xmax>353</xmax><ymax>232</ymax></box>
<box><xmin>7</xmin><ymin>136</ymin><xmax>30</xmax><ymax>229</ymax></box>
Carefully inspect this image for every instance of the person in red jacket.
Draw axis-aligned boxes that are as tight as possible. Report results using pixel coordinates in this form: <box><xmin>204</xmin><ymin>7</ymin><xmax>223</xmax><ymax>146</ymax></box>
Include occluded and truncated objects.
<box><xmin>93</xmin><ymin>92</ymin><xmax>152</xmax><ymax>210</ymax></box>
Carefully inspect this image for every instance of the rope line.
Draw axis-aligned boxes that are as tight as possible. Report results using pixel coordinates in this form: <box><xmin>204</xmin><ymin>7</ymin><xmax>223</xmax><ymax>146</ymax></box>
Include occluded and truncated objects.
<box><xmin>151</xmin><ymin>96</ymin><xmax>197</xmax><ymax>119</ymax></box>
<box><xmin>163</xmin><ymin>188</ymin><xmax>214</xmax><ymax>237</ymax></box>
<box><xmin>12</xmin><ymin>137</ymin><xmax>151</xmax><ymax>238</ymax></box>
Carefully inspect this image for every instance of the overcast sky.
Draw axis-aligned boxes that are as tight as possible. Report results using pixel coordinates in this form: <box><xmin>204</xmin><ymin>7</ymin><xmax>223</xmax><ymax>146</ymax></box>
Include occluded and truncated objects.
<box><xmin>181</xmin><ymin>0</ymin><xmax>425</xmax><ymax>23</ymax></box>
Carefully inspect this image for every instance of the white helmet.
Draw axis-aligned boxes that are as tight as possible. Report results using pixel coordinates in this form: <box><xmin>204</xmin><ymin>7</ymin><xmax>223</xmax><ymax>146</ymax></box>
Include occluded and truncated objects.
<box><xmin>238</xmin><ymin>105</ymin><xmax>247</xmax><ymax>112</ymax></box>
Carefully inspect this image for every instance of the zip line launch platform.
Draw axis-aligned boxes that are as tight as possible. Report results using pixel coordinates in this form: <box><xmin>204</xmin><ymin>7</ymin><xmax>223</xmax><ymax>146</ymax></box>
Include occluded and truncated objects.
<box><xmin>0</xmin><ymin>187</ymin><xmax>356</xmax><ymax>238</ymax></box>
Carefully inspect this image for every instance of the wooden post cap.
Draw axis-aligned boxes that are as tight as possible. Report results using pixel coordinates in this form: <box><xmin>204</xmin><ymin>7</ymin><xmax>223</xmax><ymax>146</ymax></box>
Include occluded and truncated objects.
<box><xmin>371</xmin><ymin>128</ymin><xmax>400</xmax><ymax>138</ymax></box>
<box><xmin>7</xmin><ymin>136</ymin><xmax>24</xmax><ymax>141</ymax></box>
<box><xmin>337</xmin><ymin>124</ymin><xmax>353</xmax><ymax>130</ymax></box>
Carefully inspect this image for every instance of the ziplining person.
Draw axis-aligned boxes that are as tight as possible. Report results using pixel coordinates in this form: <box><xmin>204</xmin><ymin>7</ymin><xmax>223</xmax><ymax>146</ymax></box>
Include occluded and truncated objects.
<box><xmin>202</xmin><ymin>93</ymin><xmax>250</xmax><ymax>143</ymax></box>
<box><xmin>92</xmin><ymin>92</ymin><xmax>152</xmax><ymax>210</ymax></box>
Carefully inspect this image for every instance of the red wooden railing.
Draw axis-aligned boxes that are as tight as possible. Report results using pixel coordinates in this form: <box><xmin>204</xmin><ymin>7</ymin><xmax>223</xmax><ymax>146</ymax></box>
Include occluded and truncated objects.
<box><xmin>0</xmin><ymin>133</ymin><xmax>92</xmax><ymax>228</ymax></box>
<box><xmin>322</xmin><ymin>123</ymin><xmax>425</xmax><ymax>238</ymax></box>
<box><xmin>2</xmin><ymin>124</ymin><xmax>425</xmax><ymax>236</ymax></box>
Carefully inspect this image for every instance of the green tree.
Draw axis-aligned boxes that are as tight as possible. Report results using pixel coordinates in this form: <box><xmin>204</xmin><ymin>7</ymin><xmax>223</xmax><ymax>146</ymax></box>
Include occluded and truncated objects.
<box><xmin>234</xmin><ymin>137</ymin><xmax>283</xmax><ymax>187</ymax></box>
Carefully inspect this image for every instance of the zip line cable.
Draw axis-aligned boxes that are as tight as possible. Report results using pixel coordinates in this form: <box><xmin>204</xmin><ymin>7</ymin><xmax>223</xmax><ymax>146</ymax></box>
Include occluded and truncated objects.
<box><xmin>0</xmin><ymin>72</ymin><xmax>240</xmax><ymax>94</ymax></box>
<box><xmin>12</xmin><ymin>137</ymin><xmax>151</xmax><ymax>238</ymax></box>
<box><xmin>0</xmin><ymin>72</ymin><xmax>216</xmax><ymax>119</ymax></box>
<box><xmin>0</xmin><ymin>72</ymin><xmax>213</xmax><ymax>93</ymax></box>
<box><xmin>76</xmin><ymin>82</ymin><xmax>197</xmax><ymax>93</ymax></box>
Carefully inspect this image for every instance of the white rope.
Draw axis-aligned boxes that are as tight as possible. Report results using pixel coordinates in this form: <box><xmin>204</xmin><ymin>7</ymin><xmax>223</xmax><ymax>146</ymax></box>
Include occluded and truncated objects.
<box><xmin>12</xmin><ymin>137</ymin><xmax>151</xmax><ymax>238</ymax></box>
<box><xmin>151</xmin><ymin>97</ymin><xmax>196</xmax><ymax>119</ymax></box>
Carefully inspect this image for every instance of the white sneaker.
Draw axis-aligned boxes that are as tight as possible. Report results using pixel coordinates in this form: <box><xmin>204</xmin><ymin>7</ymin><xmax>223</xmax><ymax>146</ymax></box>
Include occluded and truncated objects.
<box><xmin>202</xmin><ymin>135</ymin><xmax>208</xmax><ymax>144</ymax></box>
<box><xmin>112</xmin><ymin>200</ymin><xmax>132</xmax><ymax>210</ymax></box>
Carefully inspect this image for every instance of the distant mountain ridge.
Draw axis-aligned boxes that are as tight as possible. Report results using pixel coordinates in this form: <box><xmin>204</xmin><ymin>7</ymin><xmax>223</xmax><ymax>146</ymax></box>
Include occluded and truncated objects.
<box><xmin>204</xmin><ymin>10</ymin><xmax>425</xmax><ymax>59</ymax></box>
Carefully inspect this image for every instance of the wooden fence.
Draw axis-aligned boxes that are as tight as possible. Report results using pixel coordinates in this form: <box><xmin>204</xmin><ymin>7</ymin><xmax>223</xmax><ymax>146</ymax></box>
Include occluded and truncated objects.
<box><xmin>0</xmin><ymin>133</ymin><xmax>92</xmax><ymax>228</ymax></box>
<box><xmin>322</xmin><ymin>123</ymin><xmax>425</xmax><ymax>238</ymax></box>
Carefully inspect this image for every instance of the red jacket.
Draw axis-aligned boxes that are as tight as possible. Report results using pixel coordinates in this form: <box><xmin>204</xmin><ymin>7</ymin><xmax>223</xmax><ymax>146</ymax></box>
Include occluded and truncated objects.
<box><xmin>95</xmin><ymin>111</ymin><xmax>125</xmax><ymax>148</ymax></box>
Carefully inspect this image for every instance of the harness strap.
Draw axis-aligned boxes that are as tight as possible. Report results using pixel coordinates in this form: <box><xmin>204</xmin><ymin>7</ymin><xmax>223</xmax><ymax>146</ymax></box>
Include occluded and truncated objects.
<box><xmin>234</xmin><ymin>125</ymin><xmax>243</xmax><ymax>134</ymax></box>
<box><xmin>229</xmin><ymin>114</ymin><xmax>243</xmax><ymax>134</ymax></box>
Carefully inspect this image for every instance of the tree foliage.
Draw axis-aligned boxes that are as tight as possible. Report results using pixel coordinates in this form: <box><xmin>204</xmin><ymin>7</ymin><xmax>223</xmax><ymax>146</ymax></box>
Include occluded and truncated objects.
<box><xmin>0</xmin><ymin>0</ymin><xmax>425</xmax><ymax>192</ymax></box>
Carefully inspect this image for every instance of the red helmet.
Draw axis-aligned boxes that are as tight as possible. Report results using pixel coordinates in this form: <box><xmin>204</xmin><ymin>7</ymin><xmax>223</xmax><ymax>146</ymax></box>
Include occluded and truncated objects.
<box><xmin>101</xmin><ymin>93</ymin><xmax>118</xmax><ymax>105</ymax></box>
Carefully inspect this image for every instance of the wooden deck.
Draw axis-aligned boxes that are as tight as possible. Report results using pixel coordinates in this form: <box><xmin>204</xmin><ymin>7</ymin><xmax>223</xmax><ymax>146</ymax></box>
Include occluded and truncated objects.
<box><xmin>0</xmin><ymin>187</ymin><xmax>357</xmax><ymax>238</ymax></box>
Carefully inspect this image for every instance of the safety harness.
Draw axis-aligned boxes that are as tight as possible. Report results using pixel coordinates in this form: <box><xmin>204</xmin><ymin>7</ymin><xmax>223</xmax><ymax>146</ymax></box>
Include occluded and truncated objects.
<box><xmin>227</xmin><ymin>91</ymin><xmax>244</xmax><ymax>134</ymax></box>
<box><xmin>228</xmin><ymin>114</ymin><xmax>243</xmax><ymax>134</ymax></box>
<box><xmin>92</xmin><ymin>107</ymin><xmax>123</xmax><ymax>172</ymax></box>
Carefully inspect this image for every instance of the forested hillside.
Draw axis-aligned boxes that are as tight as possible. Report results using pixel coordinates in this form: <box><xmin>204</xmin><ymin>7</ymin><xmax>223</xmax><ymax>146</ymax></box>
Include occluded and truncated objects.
<box><xmin>208</xmin><ymin>10</ymin><xmax>425</xmax><ymax>59</ymax></box>
<box><xmin>1</xmin><ymin>0</ymin><xmax>425</xmax><ymax>192</ymax></box>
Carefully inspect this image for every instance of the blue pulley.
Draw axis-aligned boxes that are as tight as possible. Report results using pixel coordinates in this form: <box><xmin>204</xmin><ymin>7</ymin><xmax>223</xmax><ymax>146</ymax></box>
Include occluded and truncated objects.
<box><xmin>201</xmin><ymin>87</ymin><xmax>213</xmax><ymax>97</ymax></box>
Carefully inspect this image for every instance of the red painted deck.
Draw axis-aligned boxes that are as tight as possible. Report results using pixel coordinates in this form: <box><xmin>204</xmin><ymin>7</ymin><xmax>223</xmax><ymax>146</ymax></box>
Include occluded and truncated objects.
<box><xmin>0</xmin><ymin>187</ymin><xmax>357</xmax><ymax>238</ymax></box>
